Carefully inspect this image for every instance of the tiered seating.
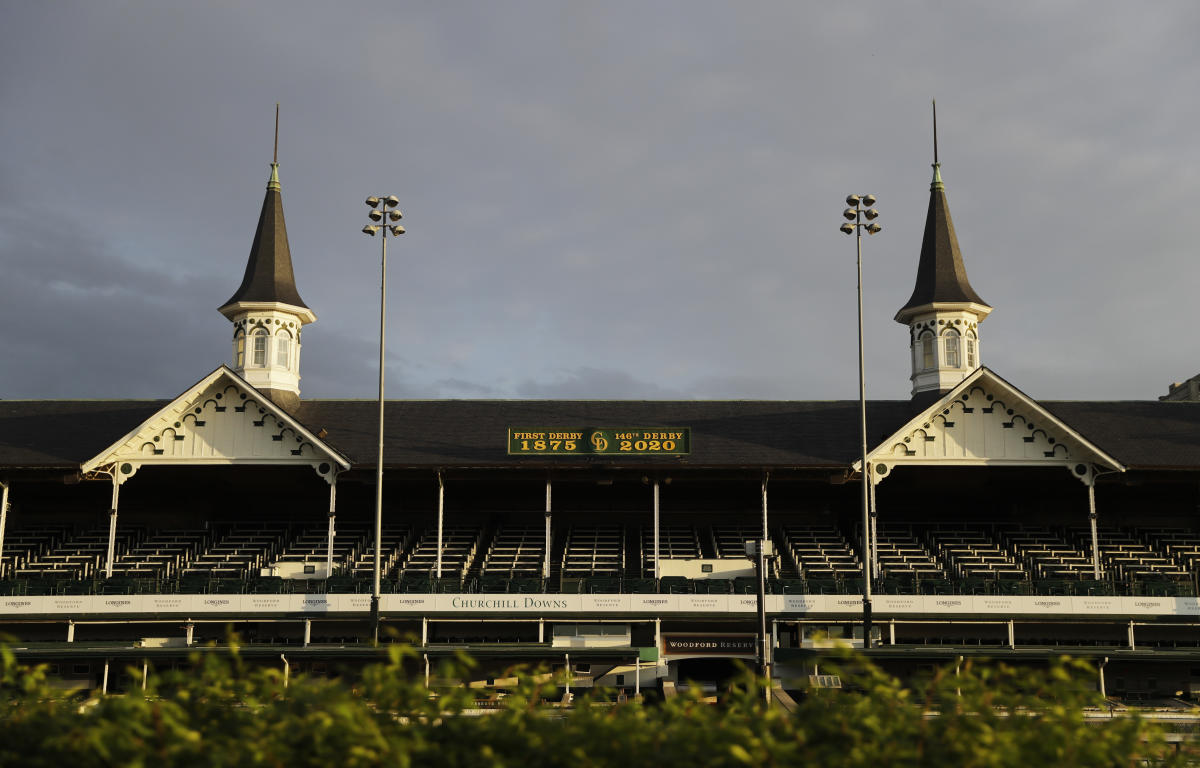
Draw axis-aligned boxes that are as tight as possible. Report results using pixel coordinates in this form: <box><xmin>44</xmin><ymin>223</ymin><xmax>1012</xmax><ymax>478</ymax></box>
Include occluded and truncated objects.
<box><xmin>274</xmin><ymin>522</ymin><xmax>371</xmax><ymax>572</ymax></box>
<box><xmin>1004</xmin><ymin>527</ymin><xmax>1093</xmax><ymax>580</ymax></box>
<box><xmin>480</xmin><ymin>525</ymin><xmax>545</xmax><ymax>577</ymax></box>
<box><xmin>180</xmin><ymin>522</ymin><xmax>288</xmax><ymax>579</ymax></box>
<box><xmin>398</xmin><ymin>525</ymin><xmax>481</xmax><ymax>578</ymax></box>
<box><xmin>0</xmin><ymin>525</ymin><xmax>72</xmax><ymax>579</ymax></box>
<box><xmin>347</xmin><ymin>523</ymin><xmax>412</xmax><ymax>580</ymax></box>
<box><xmin>11</xmin><ymin>526</ymin><xmax>137</xmax><ymax>580</ymax></box>
<box><xmin>561</xmin><ymin>524</ymin><xmax>624</xmax><ymax>578</ymax></box>
<box><xmin>110</xmin><ymin>528</ymin><xmax>211</xmax><ymax>580</ymax></box>
<box><xmin>872</xmin><ymin>524</ymin><xmax>944</xmax><ymax>579</ymax></box>
<box><xmin>1074</xmin><ymin>528</ymin><xmax>1194</xmax><ymax>592</ymax></box>
<box><xmin>782</xmin><ymin>525</ymin><xmax>860</xmax><ymax>583</ymax></box>
<box><xmin>1146</xmin><ymin>528</ymin><xmax>1200</xmax><ymax>574</ymax></box>
<box><xmin>640</xmin><ymin>525</ymin><xmax>700</xmax><ymax>575</ymax></box>
<box><xmin>711</xmin><ymin>524</ymin><xmax>761</xmax><ymax>558</ymax></box>
<box><xmin>927</xmin><ymin>525</ymin><xmax>1026</xmax><ymax>581</ymax></box>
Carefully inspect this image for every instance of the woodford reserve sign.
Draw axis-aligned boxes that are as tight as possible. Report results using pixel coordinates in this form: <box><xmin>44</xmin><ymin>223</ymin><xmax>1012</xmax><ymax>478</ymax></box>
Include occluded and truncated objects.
<box><xmin>508</xmin><ymin>427</ymin><xmax>691</xmax><ymax>455</ymax></box>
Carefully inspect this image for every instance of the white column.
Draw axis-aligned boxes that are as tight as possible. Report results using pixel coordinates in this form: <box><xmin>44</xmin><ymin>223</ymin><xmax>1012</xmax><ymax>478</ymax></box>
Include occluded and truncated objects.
<box><xmin>105</xmin><ymin>474</ymin><xmax>120</xmax><ymax>579</ymax></box>
<box><xmin>565</xmin><ymin>653</ymin><xmax>571</xmax><ymax>698</ymax></box>
<box><xmin>761</xmin><ymin>472</ymin><xmax>769</xmax><ymax>541</ymax></box>
<box><xmin>421</xmin><ymin>616</ymin><xmax>428</xmax><ymax>646</ymax></box>
<box><xmin>67</xmin><ymin>621</ymin><xmax>75</xmax><ymax>643</ymax></box>
<box><xmin>1088</xmin><ymin>478</ymin><xmax>1101</xmax><ymax>580</ymax></box>
<box><xmin>0</xmin><ymin>482</ymin><xmax>9</xmax><ymax>579</ymax></box>
<box><xmin>102</xmin><ymin>660</ymin><xmax>110</xmax><ymax>695</ymax></box>
<box><xmin>1007</xmin><ymin>620</ymin><xmax>1015</xmax><ymax>649</ymax></box>
<box><xmin>185</xmin><ymin>622</ymin><xmax>194</xmax><ymax>646</ymax></box>
<box><xmin>544</xmin><ymin>478</ymin><xmax>552</xmax><ymax>579</ymax></box>
<box><xmin>303</xmin><ymin>619</ymin><xmax>312</xmax><ymax>647</ymax></box>
<box><xmin>869</xmin><ymin>468</ymin><xmax>880</xmax><ymax>580</ymax></box>
<box><xmin>436</xmin><ymin>471</ymin><xmax>444</xmax><ymax>579</ymax></box>
<box><xmin>142</xmin><ymin>660</ymin><xmax>148</xmax><ymax>691</ymax></box>
<box><xmin>424</xmin><ymin>653</ymin><xmax>430</xmax><ymax>688</ymax></box>
<box><xmin>1128</xmin><ymin>620</ymin><xmax>1136</xmax><ymax>650</ymax></box>
<box><xmin>634</xmin><ymin>655</ymin><xmax>640</xmax><ymax>696</ymax></box>
<box><xmin>326</xmin><ymin>476</ymin><xmax>338</xmax><ymax>577</ymax></box>
<box><xmin>653</xmin><ymin>480</ymin><xmax>660</xmax><ymax>581</ymax></box>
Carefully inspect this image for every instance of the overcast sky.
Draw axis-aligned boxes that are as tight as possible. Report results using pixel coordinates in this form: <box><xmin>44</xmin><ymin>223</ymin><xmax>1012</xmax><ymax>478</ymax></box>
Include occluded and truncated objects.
<box><xmin>2</xmin><ymin>2</ymin><xmax>1198</xmax><ymax>403</ymax></box>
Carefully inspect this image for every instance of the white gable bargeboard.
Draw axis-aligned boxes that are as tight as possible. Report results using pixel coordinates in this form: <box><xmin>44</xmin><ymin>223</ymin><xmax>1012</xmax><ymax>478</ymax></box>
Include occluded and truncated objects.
<box><xmin>81</xmin><ymin>367</ymin><xmax>348</xmax><ymax>476</ymax></box>
<box><xmin>888</xmin><ymin>384</ymin><xmax>1070</xmax><ymax>463</ymax></box>
<box><xmin>865</xmin><ymin>368</ymin><xmax>1122</xmax><ymax>479</ymax></box>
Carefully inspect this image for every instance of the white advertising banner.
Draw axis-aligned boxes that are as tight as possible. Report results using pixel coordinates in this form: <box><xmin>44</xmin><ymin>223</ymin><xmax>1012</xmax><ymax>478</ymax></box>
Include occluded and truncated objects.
<box><xmin>581</xmin><ymin>595</ymin><xmax>630</xmax><ymax>613</ymax></box>
<box><xmin>4</xmin><ymin>592</ymin><xmax>1200</xmax><ymax>618</ymax></box>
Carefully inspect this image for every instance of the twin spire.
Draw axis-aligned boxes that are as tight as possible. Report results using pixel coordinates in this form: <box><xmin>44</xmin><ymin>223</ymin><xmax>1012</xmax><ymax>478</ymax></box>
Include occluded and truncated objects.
<box><xmin>213</xmin><ymin>104</ymin><xmax>990</xmax><ymax>406</ymax></box>
<box><xmin>895</xmin><ymin>102</ymin><xmax>992</xmax><ymax>398</ymax></box>
<box><xmin>218</xmin><ymin>105</ymin><xmax>315</xmax><ymax>412</ymax></box>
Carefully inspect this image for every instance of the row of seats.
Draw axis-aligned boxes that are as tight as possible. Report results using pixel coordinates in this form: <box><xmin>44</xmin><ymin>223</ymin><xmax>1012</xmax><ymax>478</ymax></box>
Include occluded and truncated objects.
<box><xmin>6</xmin><ymin>521</ymin><xmax>1200</xmax><ymax>585</ymax></box>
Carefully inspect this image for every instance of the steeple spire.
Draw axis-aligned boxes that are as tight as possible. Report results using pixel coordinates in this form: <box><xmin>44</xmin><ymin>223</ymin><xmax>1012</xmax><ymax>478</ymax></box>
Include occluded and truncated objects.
<box><xmin>895</xmin><ymin>103</ymin><xmax>992</xmax><ymax>397</ymax></box>
<box><xmin>218</xmin><ymin>106</ymin><xmax>315</xmax><ymax>411</ymax></box>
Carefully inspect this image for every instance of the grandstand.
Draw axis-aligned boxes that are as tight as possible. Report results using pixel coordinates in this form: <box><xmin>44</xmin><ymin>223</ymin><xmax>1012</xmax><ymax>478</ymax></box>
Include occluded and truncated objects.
<box><xmin>4</xmin><ymin>150</ymin><xmax>1200</xmax><ymax>702</ymax></box>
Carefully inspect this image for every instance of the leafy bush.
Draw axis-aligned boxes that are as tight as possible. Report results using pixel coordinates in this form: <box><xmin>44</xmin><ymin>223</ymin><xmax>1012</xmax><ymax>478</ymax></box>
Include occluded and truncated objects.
<box><xmin>0</xmin><ymin>642</ymin><xmax>1192</xmax><ymax>767</ymax></box>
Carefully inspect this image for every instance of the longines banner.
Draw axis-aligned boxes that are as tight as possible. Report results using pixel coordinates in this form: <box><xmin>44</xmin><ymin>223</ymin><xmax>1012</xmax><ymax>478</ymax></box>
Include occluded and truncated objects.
<box><xmin>2</xmin><ymin>594</ymin><xmax>1199</xmax><ymax>617</ymax></box>
<box><xmin>507</xmin><ymin>428</ymin><xmax>690</xmax><ymax>455</ymax></box>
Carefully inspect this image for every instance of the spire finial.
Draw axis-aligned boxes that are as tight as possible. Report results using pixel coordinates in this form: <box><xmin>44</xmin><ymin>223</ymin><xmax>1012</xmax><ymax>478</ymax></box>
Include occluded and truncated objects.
<box><xmin>930</xmin><ymin>99</ymin><xmax>944</xmax><ymax>190</ymax></box>
<box><xmin>268</xmin><ymin>103</ymin><xmax>281</xmax><ymax>190</ymax></box>
<box><xmin>932</xmin><ymin>99</ymin><xmax>938</xmax><ymax>165</ymax></box>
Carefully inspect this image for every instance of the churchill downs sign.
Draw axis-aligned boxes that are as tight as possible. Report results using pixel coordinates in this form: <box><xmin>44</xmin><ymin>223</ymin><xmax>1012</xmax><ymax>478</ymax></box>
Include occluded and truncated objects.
<box><xmin>507</xmin><ymin>427</ymin><xmax>691</xmax><ymax>455</ymax></box>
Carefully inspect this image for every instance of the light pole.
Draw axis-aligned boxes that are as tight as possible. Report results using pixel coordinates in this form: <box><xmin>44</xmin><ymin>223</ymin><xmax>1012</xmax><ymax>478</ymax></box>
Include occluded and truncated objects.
<box><xmin>840</xmin><ymin>194</ymin><xmax>880</xmax><ymax>649</ymax></box>
<box><xmin>362</xmin><ymin>195</ymin><xmax>404</xmax><ymax>646</ymax></box>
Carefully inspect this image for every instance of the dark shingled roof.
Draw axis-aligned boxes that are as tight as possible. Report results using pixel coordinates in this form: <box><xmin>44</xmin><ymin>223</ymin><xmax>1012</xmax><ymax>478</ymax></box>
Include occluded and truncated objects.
<box><xmin>218</xmin><ymin>166</ymin><xmax>309</xmax><ymax>312</ymax></box>
<box><xmin>5</xmin><ymin>399</ymin><xmax>1200</xmax><ymax>472</ymax></box>
<box><xmin>895</xmin><ymin>166</ymin><xmax>989</xmax><ymax>320</ymax></box>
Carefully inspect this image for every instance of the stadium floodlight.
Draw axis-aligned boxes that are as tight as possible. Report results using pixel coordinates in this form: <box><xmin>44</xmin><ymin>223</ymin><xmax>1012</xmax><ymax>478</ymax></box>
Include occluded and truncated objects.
<box><xmin>840</xmin><ymin>193</ymin><xmax>881</xmax><ymax>649</ymax></box>
<box><xmin>363</xmin><ymin>194</ymin><xmax>406</xmax><ymax>646</ymax></box>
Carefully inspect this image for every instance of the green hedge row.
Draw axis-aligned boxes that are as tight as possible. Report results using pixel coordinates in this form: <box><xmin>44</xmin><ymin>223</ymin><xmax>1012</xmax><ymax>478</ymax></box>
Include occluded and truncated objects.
<box><xmin>0</xmin><ymin>643</ymin><xmax>1191</xmax><ymax>767</ymax></box>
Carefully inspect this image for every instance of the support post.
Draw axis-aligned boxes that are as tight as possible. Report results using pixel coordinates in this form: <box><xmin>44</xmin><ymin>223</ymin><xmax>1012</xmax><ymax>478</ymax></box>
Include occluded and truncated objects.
<box><xmin>1088</xmin><ymin>477</ymin><xmax>1101</xmax><ymax>580</ymax></box>
<box><xmin>105</xmin><ymin>474</ymin><xmax>120</xmax><ymax>579</ymax></box>
<box><xmin>326</xmin><ymin>477</ymin><xmax>337</xmax><ymax>578</ymax></box>
<box><xmin>142</xmin><ymin>660</ymin><xmax>148</xmax><ymax>691</ymax></box>
<box><xmin>761</xmin><ymin>472</ymin><xmax>769</xmax><ymax>543</ymax></box>
<box><xmin>1099</xmin><ymin>656</ymin><xmax>1109</xmax><ymax>699</ymax></box>
<box><xmin>1128</xmin><ymin>620</ymin><xmax>1136</xmax><ymax>650</ymax></box>
<box><xmin>538</xmin><ymin>619</ymin><xmax>544</xmax><ymax>644</ymax></box>
<box><xmin>0</xmin><ymin>481</ymin><xmax>9</xmax><ymax>579</ymax></box>
<box><xmin>424</xmin><ymin>653</ymin><xmax>430</xmax><ymax>688</ymax></box>
<box><xmin>102</xmin><ymin>659</ymin><xmax>110</xmax><ymax>695</ymax></box>
<box><xmin>421</xmin><ymin>617</ymin><xmax>428</xmax><ymax>646</ymax></box>
<box><xmin>436</xmin><ymin>471</ymin><xmax>444</xmax><ymax>579</ymax></box>
<box><xmin>869</xmin><ymin>471</ymin><xmax>880</xmax><ymax>581</ymax></box>
<box><xmin>889</xmin><ymin>618</ymin><xmax>896</xmax><ymax>646</ymax></box>
<box><xmin>565</xmin><ymin>653</ymin><xmax>571</xmax><ymax>698</ymax></box>
<box><xmin>185</xmin><ymin>622</ymin><xmax>194</xmax><ymax>647</ymax></box>
<box><xmin>544</xmin><ymin>478</ymin><xmax>552</xmax><ymax>580</ymax></box>
<box><xmin>280</xmin><ymin>654</ymin><xmax>289</xmax><ymax>689</ymax></box>
<box><xmin>634</xmin><ymin>655</ymin><xmax>640</xmax><ymax>696</ymax></box>
<box><xmin>1007</xmin><ymin>619</ymin><xmax>1015</xmax><ymax>649</ymax></box>
<box><xmin>653</xmin><ymin>480</ymin><xmax>660</xmax><ymax>581</ymax></box>
<box><xmin>67</xmin><ymin>621</ymin><xmax>75</xmax><ymax>643</ymax></box>
<box><xmin>303</xmin><ymin>619</ymin><xmax>312</xmax><ymax>647</ymax></box>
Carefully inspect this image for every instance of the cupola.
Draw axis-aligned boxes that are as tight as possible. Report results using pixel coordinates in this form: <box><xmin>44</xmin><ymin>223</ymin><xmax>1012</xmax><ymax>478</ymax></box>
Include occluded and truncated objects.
<box><xmin>894</xmin><ymin>160</ymin><xmax>991</xmax><ymax>398</ymax></box>
<box><xmin>217</xmin><ymin>141</ymin><xmax>315</xmax><ymax>412</ymax></box>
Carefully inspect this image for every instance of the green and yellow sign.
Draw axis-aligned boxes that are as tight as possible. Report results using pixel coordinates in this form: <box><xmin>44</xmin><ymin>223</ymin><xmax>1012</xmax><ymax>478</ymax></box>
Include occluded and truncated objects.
<box><xmin>507</xmin><ymin>428</ymin><xmax>691</xmax><ymax>455</ymax></box>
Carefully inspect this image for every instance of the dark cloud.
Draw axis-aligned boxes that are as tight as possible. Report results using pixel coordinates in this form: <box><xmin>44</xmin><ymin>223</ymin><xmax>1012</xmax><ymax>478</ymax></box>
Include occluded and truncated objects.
<box><xmin>2</xmin><ymin>2</ymin><xmax>1198</xmax><ymax>402</ymax></box>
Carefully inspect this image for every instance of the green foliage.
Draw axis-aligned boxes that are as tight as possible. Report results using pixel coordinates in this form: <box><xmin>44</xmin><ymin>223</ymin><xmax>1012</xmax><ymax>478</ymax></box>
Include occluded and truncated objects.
<box><xmin>0</xmin><ymin>641</ymin><xmax>1193</xmax><ymax>767</ymax></box>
